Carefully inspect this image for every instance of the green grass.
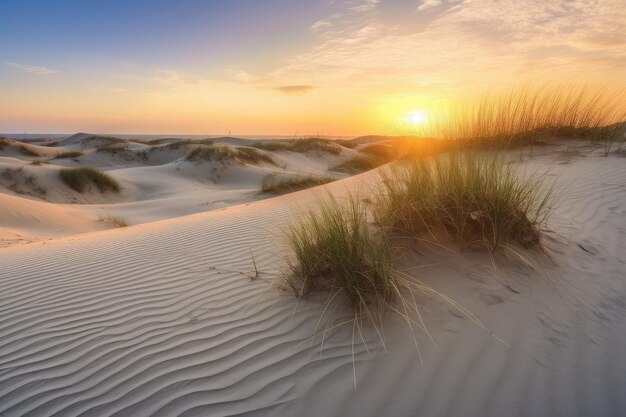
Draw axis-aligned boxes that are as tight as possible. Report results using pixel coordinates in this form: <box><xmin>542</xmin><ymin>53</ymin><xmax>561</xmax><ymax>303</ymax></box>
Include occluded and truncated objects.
<box><xmin>332</xmin><ymin>155</ymin><xmax>386</xmax><ymax>173</ymax></box>
<box><xmin>285</xmin><ymin>194</ymin><xmax>408</xmax><ymax>322</ymax></box>
<box><xmin>261</xmin><ymin>173</ymin><xmax>336</xmax><ymax>194</ymax></box>
<box><xmin>59</xmin><ymin>167</ymin><xmax>122</xmax><ymax>193</ymax></box>
<box><xmin>374</xmin><ymin>152</ymin><xmax>556</xmax><ymax>252</ymax></box>
<box><xmin>53</xmin><ymin>151</ymin><xmax>84</xmax><ymax>159</ymax></box>
<box><xmin>99</xmin><ymin>214</ymin><xmax>129</xmax><ymax>227</ymax></box>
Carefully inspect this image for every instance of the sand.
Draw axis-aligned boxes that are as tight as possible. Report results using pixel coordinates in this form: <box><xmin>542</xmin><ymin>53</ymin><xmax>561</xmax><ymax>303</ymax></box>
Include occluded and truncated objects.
<box><xmin>0</xmin><ymin>137</ymin><xmax>625</xmax><ymax>416</ymax></box>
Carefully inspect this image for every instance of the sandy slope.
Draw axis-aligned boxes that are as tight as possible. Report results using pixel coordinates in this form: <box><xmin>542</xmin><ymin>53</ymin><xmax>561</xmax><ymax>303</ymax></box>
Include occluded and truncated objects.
<box><xmin>0</xmin><ymin>144</ymin><xmax>625</xmax><ymax>416</ymax></box>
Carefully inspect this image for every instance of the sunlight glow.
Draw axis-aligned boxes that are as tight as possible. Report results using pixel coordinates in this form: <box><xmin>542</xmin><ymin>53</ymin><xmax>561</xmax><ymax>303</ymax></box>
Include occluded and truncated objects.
<box><xmin>409</xmin><ymin>110</ymin><xmax>428</xmax><ymax>125</ymax></box>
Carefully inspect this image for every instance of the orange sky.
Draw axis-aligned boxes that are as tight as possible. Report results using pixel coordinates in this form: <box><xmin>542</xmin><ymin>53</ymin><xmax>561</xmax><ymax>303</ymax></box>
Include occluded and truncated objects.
<box><xmin>2</xmin><ymin>0</ymin><xmax>625</xmax><ymax>136</ymax></box>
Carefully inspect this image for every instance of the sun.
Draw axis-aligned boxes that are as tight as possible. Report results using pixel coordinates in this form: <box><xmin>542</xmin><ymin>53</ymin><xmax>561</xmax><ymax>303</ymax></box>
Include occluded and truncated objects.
<box><xmin>409</xmin><ymin>110</ymin><xmax>428</xmax><ymax>125</ymax></box>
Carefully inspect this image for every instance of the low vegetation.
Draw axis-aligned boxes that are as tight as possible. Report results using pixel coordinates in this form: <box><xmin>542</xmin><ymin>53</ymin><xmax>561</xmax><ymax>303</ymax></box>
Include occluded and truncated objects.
<box><xmin>18</xmin><ymin>145</ymin><xmax>41</xmax><ymax>157</ymax></box>
<box><xmin>59</xmin><ymin>167</ymin><xmax>122</xmax><ymax>193</ymax></box>
<box><xmin>252</xmin><ymin>137</ymin><xmax>345</xmax><ymax>154</ymax></box>
<box><xmin>374</xmin><ymin>152</ymin><xmax>556</xmax><ymax>252</ymax></box>
<box><xmin>99</xmin><ymin>214</ymin><xmax>129</xmax><ymax>227</ymax></box>
<box><xmin>261</xmin><ymin>173</ymin><xmax>336</xmax><ymax>194</ymax></box>
<box><xmin>0</xmin><ymin>137</ymin><xmax>8</xmax><ymax>150</ymax></box>
<box><xmin>185</xmin><ymin>145</ymin><xmax>276</xmax><ymax>165</ymax></box>
<box><xmin>332</xmin><ymin>155</ymin><xmax>386</xmax><ymax>173</ymax></box>
<box><xmin>53</xmin><ymin>151</ymin><xmax>84</xmax><ymax>159</ymax></box>
<box><xmin>185</xmin><ymin>145</ymin><xmax>236</xmax><ymax>162</ymax></box>
<box><xmin>236</xmin><ymin>146</ymin><xmax>277</xmax><ymax>165</ymax></box>
<box><xmin>284</xmin><ymin>194</ymin><xmax>412</xmax><ymax>324</ymax></box>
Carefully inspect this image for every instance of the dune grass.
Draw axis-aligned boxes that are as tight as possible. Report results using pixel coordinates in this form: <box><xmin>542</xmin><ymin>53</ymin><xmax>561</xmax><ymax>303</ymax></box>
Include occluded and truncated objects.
<box><xmin>332</xmin><ymin>155</ymin><xmax>386</xmax><ymax>173</ymax></box>
<box><xmin>374</xmin><ymin>152</ymin><xmax>556</xmax><ymax>252</ymax></box>
<box><xmin>59</xmin><ymin>167</ymin><xmax>121</xmax><ymax>193</ymax></box>
<box><xmin>99</xmin><ymin>214</ymin><xmax>129</xmax><ymax>227</ymax></box>
<box><xmin>53</xmin><ymin>151</ymin><xmax>84</xmax><ymax>159</ymax></box>
<box><xmin>30</xmin><ymin>158</ymin><xmax>50</xmax><ymax>165</ymax></box>
<box><xmin>236</xmin><ymin>146</ymin><xmax>277</xmax><ymax>165</ymax></box>
<box><xmin>185</xmin><ymin>145</ymin><xmax>237</xmax><ymax>162</ymax></box>
<box><xmin>252</xmin><ymin>137</ymin><xmax>345</xmax><ymax>154</ymax></box>
<box><xmin>18</xmin><ymin>145</ymin><xmax>41</xmax><ymax>157</ymax></box>
<box><xmin>0</xmin><ymin>137</ymin><xmax>8</xmax><ymax>151</ymax></box>
<box><xmin>409</xmin><ymin>84</ymin><xmax>625</xmax><ymax>153</ymax></box>
<box><xmin>261</xmin><ymin>173</ymin><xmax>336</xmax><ymax>194</ymax></box>
<box><xmin>284</xmin><ymin>194</ymin><xmax>411</xmax><ymax>323</ymax></box>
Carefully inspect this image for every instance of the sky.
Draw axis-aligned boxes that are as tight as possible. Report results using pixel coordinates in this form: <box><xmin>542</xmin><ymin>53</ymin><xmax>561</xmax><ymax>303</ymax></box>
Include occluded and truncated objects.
<box><xmin>1</xmin><ymin>0</ymin><xmax>625</xmax><ymax>136</ymax></box>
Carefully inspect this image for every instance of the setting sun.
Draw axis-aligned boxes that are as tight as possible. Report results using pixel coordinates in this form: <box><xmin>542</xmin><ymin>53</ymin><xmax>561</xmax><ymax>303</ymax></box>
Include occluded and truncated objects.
<box><xmin>409</xmin><ymin>110</ymin><xmax>428</xmax><ymax>125</ymax></box>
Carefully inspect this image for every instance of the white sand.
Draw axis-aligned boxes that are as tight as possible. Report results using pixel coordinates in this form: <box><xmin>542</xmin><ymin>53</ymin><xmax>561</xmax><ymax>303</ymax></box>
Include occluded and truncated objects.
<box><xmin>0</xmin><ymin>139</ymin><xmax>625</xmax><ymax>416</ymax></box>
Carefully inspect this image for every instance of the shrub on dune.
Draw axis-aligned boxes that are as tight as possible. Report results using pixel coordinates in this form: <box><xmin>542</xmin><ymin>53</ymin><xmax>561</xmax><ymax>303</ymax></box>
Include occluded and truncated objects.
<box><xmin>236</xmin><ymin>146</ymin><xmax>277</xmax><ymax>165</ymax></box>
<box><xmin>285</xmin><ymin>194</ymin><xmax>408</xmax><ymax>322</ymax></box>
<box><xmin>332</xmin><ymin>155</ymin><xmax>386</xmax><ymax>173</ymax></box>
<box><xmin>261</xmin><ymin>173</ymin><xmax>336</xmax><ymax>194</ymax></box>
<box><xmin>53</xmin><ymin>151</ymin><xmax>84</xmax><ymax>159</ymax></box>
<box><xmin>185</xmin><ymin>145</ymin><xmax>237</xmax><ymax>162</ymax></box>
<box><xmin>374</xmin><ymin>152</ymin><xmax>556</xmax><ymax>252</ymax></box>
<box><xmin>0</xmin><ymin>137</ymin><xmax>8</xmax><ymax>151</ymax></box>
<box><xmin>18</xmin><ymin>145</ymin><xmax>41</xmax><ymax>157</ymax></box>
<box><xmin>60</xmin><ymin>167</ymin><xmax>121</xmax><ymax>193</ymax></box>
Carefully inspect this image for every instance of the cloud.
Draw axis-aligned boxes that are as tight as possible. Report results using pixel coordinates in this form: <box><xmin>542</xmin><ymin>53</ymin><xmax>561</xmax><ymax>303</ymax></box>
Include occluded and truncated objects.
<box><xmin>7</xmin><ymin>62</ymin><xmax>58</xmax><ymax>75</ymax></box>
<box><xmin>417</xmin><ymin>0</ymin><xmax>443</xmax><ymax>11</ymax></box>
<box><xmin>274</xmin><ymin>85</ymin><xmax>316</xmax><ymax>95</ymax></box>
<box><xmin>310</xmin><ymin>19</ymin><xmax>332</xmax><ymax>32</ymax></box>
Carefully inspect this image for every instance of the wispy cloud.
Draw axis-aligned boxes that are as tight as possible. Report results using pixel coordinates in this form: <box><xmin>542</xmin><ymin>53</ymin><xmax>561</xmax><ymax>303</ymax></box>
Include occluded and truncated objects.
<box><xmin>7</xmin><ymin>62</ymin><xmax>58</xmax><ymax>75</ymax></box>
<box><xmin>417</xmin><ymin>0</ymin><xmax>443</xmax><ymax>11</ymax></box>
<box><xmin>88</xmin><ymin>85</ymin><xmax>128</xmax><ymax>93</ymax></box>
<box><xmin>274</xmin><ymin>85</ymin><xmax>316</xmax><ymax>95</ymax></box>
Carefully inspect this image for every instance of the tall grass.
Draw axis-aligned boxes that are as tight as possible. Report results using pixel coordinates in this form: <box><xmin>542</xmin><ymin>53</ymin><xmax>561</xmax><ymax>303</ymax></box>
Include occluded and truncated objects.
<box><xmin>410</xmin><ymin>84</ymin><xmax>625</xmax><ymax>152</ymax></box>
<box><xmin>60</xmin><ymin>167</ymin><xmax>121</xmax><ymax>193</ymax></box>
<box><xmin>285</xmin><ymin>194</ymin><xmax>404</xmax><ymax>320</ymax></box>
<box><xmin>374</xmin><ymin>152</ymin><xmax>556</xmax><ymax>252</ymax></box>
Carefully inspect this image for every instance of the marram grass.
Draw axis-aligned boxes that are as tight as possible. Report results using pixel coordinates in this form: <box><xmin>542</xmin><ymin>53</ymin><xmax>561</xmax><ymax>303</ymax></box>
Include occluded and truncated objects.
<box><xmin>374</xmin><ymin>152</ymin><xmax>556</xmax><ymax>252</ymax></box>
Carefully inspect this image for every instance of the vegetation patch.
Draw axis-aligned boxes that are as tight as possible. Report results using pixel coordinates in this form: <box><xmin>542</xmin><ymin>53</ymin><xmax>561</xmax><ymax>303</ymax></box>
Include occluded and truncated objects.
<box><xmin>252</xmin><ymin>137</ymin><xmax>345</xmax><ymax>154</ymax></box>
<box><xmin>31</xmin><ymin>158</ymin><xmax>50</xmax><ymax>165</ymax></box>
<box><xmin>284</xmin><ymin>194</ymin><xmax>415</xmax><ymax>324</ymax></box>
<box><xmin>185</xmin><ymin>145</ymin><xmax>236</xmax><ymax>162</ymax></box>
<box><xmin>332</xmin><ymin>155</ymin><xmax>386</xmax><ymax>173</ymax></box>
<box><xmin>99</xmin><ymin>214</ymin><xmax>129</xmax><ymax>227</ymax></box>
<box><xmin>18</xmin><ymin>145</ymin><xmax>41</xmax><ymax>157</ymax></box>
<box><xmin>236</xmin><ymin>146</ymin><xmax>277</xmax><ymax>165</ymax></box>
<box><xmin>374</xmin><ymin>152</ymin><xmax>555</xmax><ymax>252</ymax></box>
<box><xmin>59</xmin><ymin>167</ymin><xmax>122</xmax><ymax>193</ymax></box>
<box><xmin>0</xmin><ymin>137</ymin><xmax>8</xmax><ymax>151</ymax></box>
<box><xmin>261</xmin><ymin>173</ymin><xmax>336</xmax><ymax>194</ymax></box>
<box><xmin>1</xmin><ymin>167</ymin><xmax>48</xmax><ymax>197</ymax></box>
<box><xmin>53</xmin><ymin>151</ymin><xmax>84</xmax><ymax>159</ymax></box>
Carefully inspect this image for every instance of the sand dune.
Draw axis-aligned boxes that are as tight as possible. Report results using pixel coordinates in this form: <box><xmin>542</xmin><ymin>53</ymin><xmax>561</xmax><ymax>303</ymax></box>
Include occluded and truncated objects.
<box><xmin>0</xmin><ymin>135</ymin><xmax>363</xmax><ymax>245</ymax></box>
<box><xmin>1</xmin><ymin>141</ymin><xmax>625</xmax><ymax>416</ymax></box>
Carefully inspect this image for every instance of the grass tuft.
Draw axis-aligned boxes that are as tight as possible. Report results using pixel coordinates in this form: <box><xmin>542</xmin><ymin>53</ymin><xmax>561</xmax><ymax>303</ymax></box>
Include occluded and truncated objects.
<box><xmin>284</xmin><ymin>194</ymin><xmax>404</xmax><ymax>319</ymax></box>
<box><xmin>374</xmin><ymin>152</ymin><xmax>556</xmax><ymax>252</ymax></box>
<box><xmin>53</xmin><ymin>151</ymin><xmax>84</xmax><ymax>159</ymax></box>
<box><xmin>332</xmin><ymin>155</ymin><xmax>386</xmax><ymax>173</ymax></box>
<box><xmin>99</xmin><ymin>214</ymin><xmax>129</xmax><ymax>227</ymax></box>
<box><xmin>18</xmin><ymin>145</ymin><xmax>41</xmax><ymax>157</ymax></box>
<box><xmin>59</xmin><ymin>167</ymin><xmax>122</xmax><ymax>193</ymax></box>
<box><xmin>261</xmin><ymin>173</ymin><xmax>335</xmax><ymax>194</ymax></box>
